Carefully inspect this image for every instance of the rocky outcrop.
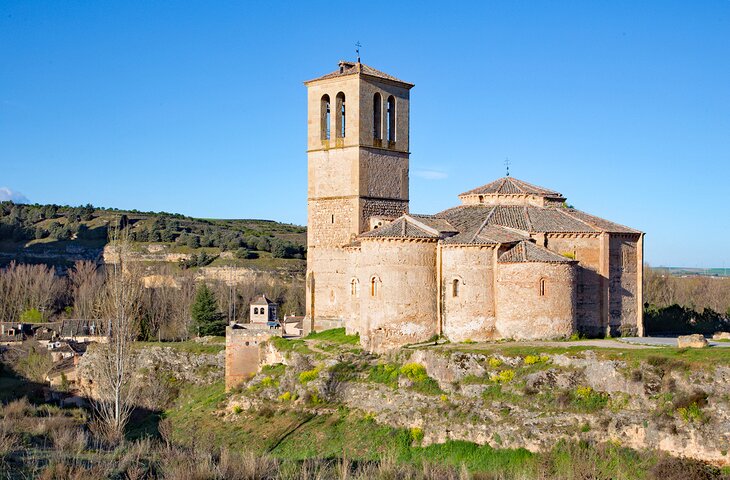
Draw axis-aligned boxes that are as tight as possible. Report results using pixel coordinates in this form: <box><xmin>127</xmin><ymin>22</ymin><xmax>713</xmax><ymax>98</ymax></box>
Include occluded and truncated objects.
<box><xmin>677</xmin><ymin>334</ymin><xmax>709</xmax><ymax>348</ymax></box>
<box><xmin>236</xmin><ymin>343</ymin><xmax>730</xmax><ymax>465</ymax></box>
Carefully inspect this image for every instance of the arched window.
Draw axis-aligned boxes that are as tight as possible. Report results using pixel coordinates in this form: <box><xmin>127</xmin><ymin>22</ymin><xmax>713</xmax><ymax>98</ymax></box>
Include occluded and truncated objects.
<box><xmin>373</xmin><ymin>92</ymin><xmax>382</xmax><ymax>139</ymax></box>
<box><xmin>254</xmin><ymin>307</ymin><xmax>259</xmax><ymax>315</ymax></box>
<box><xmin>452</xmin><ymin>279</ymin><xmax>460</xmax><ymax>298</ymax></box>
<box><xmin>350</xmin><ymin>278</ymin><xmax>360</xmax><ymax>298</ymax></box>
<box><xmin>336</xmin><ymin>92</ymin><xmax>346</xmax><ymax>138</ymax></box>
<box><xmin>539</xmin><ymin>278</ymin><xmax>546</xmax><ymax>297</ymax></box>
<box><xmin>386</xmin><ymin>96</ymin><xmax>396</xmax><ymax>143</ymax></box>
<box><xmin>321</xmin><ymin>95</ymin><xmax>330</xmax><ymax>140</ymax></box>
<box><xmin>370</xmin><ymin>276</ymin><xmax>380</xmax><ymax>297</ymax></box>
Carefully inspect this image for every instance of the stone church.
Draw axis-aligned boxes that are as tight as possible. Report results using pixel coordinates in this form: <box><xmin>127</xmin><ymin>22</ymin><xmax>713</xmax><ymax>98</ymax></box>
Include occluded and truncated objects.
<box><xmin>304</xmin><ymin>60</ymin><xmax>644</xmax><ymax>352</ymax></box>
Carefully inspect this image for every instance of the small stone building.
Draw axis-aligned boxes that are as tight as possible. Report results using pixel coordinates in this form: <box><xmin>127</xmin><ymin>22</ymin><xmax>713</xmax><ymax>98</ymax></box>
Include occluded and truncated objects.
<box><xmin>250</xmin><ymin>295</ymin><xmax>278</xmax><ymax>323</ymax></box>
<box><xmin>303</xmin><ymin>60</ymin><xmax>645</xmax><ymax>352</ymax></box>
<box><xmin>225</xmin><ymin>324</ymin><xmax>280</xmax><ymax>390</ymax></box>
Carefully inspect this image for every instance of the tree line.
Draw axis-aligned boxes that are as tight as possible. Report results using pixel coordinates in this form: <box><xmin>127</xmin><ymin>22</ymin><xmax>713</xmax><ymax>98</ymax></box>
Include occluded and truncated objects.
<box><xmin>644</xmin><ymin>266</ymin><xmax>730</xmax><ymax>335</ymax></box>
<box><xmin>0</xmin><ymin>201</ymin><xmax>306</xmax><ymax>259</ymax></box>
<box><xmin>0</xmin><ymin>259</ymin><xmax>304</xmax><ymax>340</ymax></box>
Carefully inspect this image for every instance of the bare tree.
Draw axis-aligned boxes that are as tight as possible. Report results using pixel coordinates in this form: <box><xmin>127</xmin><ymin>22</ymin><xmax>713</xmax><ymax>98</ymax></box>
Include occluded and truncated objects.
<box><xmin>68</xmin><ymin>260</ymin><xmax>105</xmax><ymax>319</ymax></box>
<box><xmin>88</xmin><ymin>228</ymin><xmax>142</xmax><ymax>443</ymax></box>
<box><xmin>0</xmin><ymin>261</ymin><xmax>64</xmax><ymax>322</ymax></box>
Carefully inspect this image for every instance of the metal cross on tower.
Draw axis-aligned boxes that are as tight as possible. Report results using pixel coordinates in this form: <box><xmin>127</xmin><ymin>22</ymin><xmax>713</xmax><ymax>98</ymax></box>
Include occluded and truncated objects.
<box><xmin>355</xmin><ymin>41</ymin><xmax>362</xmax><ymax>63</ymax></box>
<box><xmin>505</xmin><ymin>158</ymin><xmax>511</xmax><ymax>177</ymax></box>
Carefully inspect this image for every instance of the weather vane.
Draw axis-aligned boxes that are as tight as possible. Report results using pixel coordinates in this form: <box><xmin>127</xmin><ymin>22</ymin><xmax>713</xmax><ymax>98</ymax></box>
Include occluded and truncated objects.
<box><xmin>355</xmin><ymin>41</ymin><xmax>362</xmax><ymax>63</ymax></box>
<box><xmin>505</xmin><ymin>158</ymin><xmax>511</xmax><ymax>177</ymax></box>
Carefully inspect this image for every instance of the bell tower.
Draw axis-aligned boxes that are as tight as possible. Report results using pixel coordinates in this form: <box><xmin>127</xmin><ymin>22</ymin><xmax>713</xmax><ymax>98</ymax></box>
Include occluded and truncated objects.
<box><xmin>304</xmin><ymin>60</ymin><xmax>414</xmax><ymax>328</ymax></box>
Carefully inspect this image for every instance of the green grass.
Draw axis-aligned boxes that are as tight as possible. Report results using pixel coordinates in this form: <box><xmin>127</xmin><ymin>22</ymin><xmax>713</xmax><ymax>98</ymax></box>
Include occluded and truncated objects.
<box><xmin>440</xmin><ymin>343</ymin><xmax>730</xmax><ymax>368</ymax></box>
<box><xmin>305</xmin><ymin>327</ymin><xmax>360</xmax><ymax>345</ymax></box>
<box><xmin>269</xmin><ymin>336</ymin><xmax>313</xmax><ymax>355</ymax></box>
<box><xmin>368</xmin><ymin>363</ymin><xmax>401</xmax><ymax>388</ymax></box>
<box><xmin>405</xmin><ymin>440</ymin><xmax>537</xmax><ymax>476</ymax></box>
<box><xmin>134</xmin><ymin>340</ymin><xmax>224</xmax><ymax>354</ymax></box>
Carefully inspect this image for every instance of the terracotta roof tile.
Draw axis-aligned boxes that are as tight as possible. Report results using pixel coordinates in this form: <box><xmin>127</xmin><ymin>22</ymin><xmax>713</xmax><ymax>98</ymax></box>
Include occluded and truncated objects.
<box><xmin>251</xmin><ymin>295</ymin><xmax>276</xmax><ymax>306</ymax></box>
<box><xmin>305</xmin><ymin>61</ymin><xmax>414</xmax><ymax>87</ymax></box>
<box><xmin>460</xmin><ymin>177</ymin><xmax>563</xmax><ymax>198</ymax></box>
<box><xmin>563</xmin><ymin>209</ymin><xmax>641</xmax><ymax>234</ymax></box>
<box><xmin>498</xmin><ymin>241</ymin><xmax>576</xmax><ymax>264</ymax></box>
<box><xmin>360</xmin><ymin>216</ymin><xmax>440</xmax><ymax>239</ymax></box>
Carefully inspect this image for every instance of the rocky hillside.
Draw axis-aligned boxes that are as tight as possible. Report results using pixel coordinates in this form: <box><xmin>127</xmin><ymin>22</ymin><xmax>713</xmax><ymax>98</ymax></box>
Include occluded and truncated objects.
<box><xmin>215</xmin><ymin>332</ymin><xmax>730</xmax><ymax>475</ymax></box>
<box><xmin>0</xmin><ymin>201</ymin><xmax>306</xmax><ymax>273</ymax></box>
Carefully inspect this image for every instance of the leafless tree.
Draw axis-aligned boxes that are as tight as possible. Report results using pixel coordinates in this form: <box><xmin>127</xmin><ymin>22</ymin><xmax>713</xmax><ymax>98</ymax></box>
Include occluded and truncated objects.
<box><xmin>0</xmin><ymin>261</ymin><xmax>64</xmax><ymax>322</ymax></box>
<box><xmin>88</xmin><ymin>228</ymin><xmax>142</xmax><ymax>443</ymax></box>
<box><xmin>68</xmin><ymin>260</ymin><xmax>105</xmax><ymax>319</ymax></box>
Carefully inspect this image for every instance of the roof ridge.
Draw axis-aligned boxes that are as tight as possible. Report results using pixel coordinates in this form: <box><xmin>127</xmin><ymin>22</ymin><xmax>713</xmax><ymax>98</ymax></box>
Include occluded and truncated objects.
<box><xmin>470</xmin><ymin>207</ymin><xmax>497</xmax><ymax>243</ymax></box>
<box><xmin>510</xmin><ymin>177</ymin><xmax>526</xmax><ymax>194</ymax></box>
<box><xmin>523</xmin><ymin>206</ymin><xmax>534</xmax><ymax>231</ymax></box>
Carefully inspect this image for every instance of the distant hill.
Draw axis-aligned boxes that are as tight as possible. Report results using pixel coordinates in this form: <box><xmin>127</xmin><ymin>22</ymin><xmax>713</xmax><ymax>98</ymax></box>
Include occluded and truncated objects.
<box><xmin>0</xmin><ymin>201</ymin><xmax>306</xmax><ymax>272</ymax></box>
<box><xmin>661</xmin><ymin>267</ymin><xmax>730</xmax><ymax>278</ymax></box>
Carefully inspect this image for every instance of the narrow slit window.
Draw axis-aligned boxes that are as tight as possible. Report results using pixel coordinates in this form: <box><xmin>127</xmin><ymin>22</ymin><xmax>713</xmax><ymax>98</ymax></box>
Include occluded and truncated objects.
<box><xmin>371</xmin><ymin>277</ymin><xmax>379</xmax><ymax>297</ymax></box>
<box><xmin>321</xmin><ymin>94</ymin><xmax>330</xmax><ymax>140</ymax></box>
<box><xmin>373</xmin><ymin>92</ymin><xmax>382</xmax><ymax>139</ymax></box>
<box><xmin>539</xmin><ymin>278</ymin><xmax>546</xmax><ymax>297</ymax></box>
<box><xmin>386</xmin><ymin>96</ymin><xmax>396</xmax><ymax>142</ymax></box>
<box><xmin>351</xmin><ymin>278</ymin><xmax>360</xmax><ymax>297</ymax></box>
<box><xmin>452</xmin><ymin>279</ymin><xmax>460</xmax><ymax>298</ymax></box>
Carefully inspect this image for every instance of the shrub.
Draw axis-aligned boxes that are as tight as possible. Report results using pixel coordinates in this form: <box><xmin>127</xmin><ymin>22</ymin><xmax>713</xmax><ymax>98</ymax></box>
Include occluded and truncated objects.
<box><xmin>524</xmin><ymin>355</ymin><xmax>549</xmax><ymax>365</ymax></box>
<box><xmin>278</xmin><ymin>391</ymin><xmax>292</xmax><ymax>402</ymax></box>
<box><xmin>298</xmin><ymin>367</ymin><xmax>321</xmax><ymax>384</ymax></box>
<box><xmin>572</xmin><ymin>386</ymin><xmax>609</xmax><ymax>411</ymax></box>
<box><xmin>488</xmin><ymin>357</ymin><xmax>503</xmax><ymax>368</ymax></box>
<box><xmin>400</xmin><ymin>363</ymin><xmax>443</xmax><ymax>395</ymax></box>
<box><xmin>492</xmin><ymin>369</ymin><xmax>515</xmax><ymax>384</ymax></box>
<box><xmin>409</xmin><ymin>427</ymin><xmax>424</xmax><ymax>445</ymax></box>
<box><xmin>677</xmin><ymin>403</ymin><xmax>705</xmax><ymax>424</ymax></box>
<box><xmin>368</xmin><ymin>363</ymin><xmax>400</xmax><ymax>387</ymax></box>
<box><xmin>19</xmin><ymin>308</ymin><xmax>44</xmax><ymax>323</ymax></box>
<box><xmin>400</xmin><ymin>363</ymin><xmax>429</xmax><ymax>382</ymax></box>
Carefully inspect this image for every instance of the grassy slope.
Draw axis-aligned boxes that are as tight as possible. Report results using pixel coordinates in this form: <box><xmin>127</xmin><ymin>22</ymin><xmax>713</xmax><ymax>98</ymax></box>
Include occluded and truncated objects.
<box><xmin>159</xmin><ymin>332</ymin><xmax>730</xmax><ymax>478</ymax></box>
<box><xmin>163</xmin><ymin>381</ymin><xmax>662</xmax><ymax>479</ymax></box>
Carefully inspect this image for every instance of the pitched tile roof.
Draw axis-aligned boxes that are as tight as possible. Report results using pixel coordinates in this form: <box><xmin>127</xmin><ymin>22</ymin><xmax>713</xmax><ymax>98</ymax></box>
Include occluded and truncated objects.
<box><xmin>443</xmin><ymin>224</ymin><xmax>526</xmax><ymax>245</ymax></box>
<box><xmin>562</xmin><ymin>209</ymin><xmax>641</xmax><ymax>234</ymax></box>
<box><xmin>498</xmin><ymin>240</ymin><xmax>576</xmax><ymax>264</ymax></box>
<box><xmin>305</xmin><ymin>61</ymin><xmax>414</xmax><ymax>87</ymax></box>
<box><xmin>251</xmin><ymin>295</ymin><xmax>276</xmax><ymax>306</ymax></box>
<box><xmin>59</xmin><ymin>319</ymin><xmax>102</xmax><ymax>338</ymax></box>
<box><xmin>360</xmin><ymin>215</ymin><xmax>442</xmax><ymax>239</ymax></box>
<box><xmin>460</xmin><ymin>177</ymin><xmax>563</xmax><ymax>198</ymax></box>
<box><xmin>437</xmin><ymin>205</ymin><xmax>604</xmax><ymax>234</ymax></box>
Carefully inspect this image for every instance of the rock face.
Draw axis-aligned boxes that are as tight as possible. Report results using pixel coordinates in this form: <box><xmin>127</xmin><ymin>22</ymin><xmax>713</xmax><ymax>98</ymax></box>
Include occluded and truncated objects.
<box><xmin>237</xmin><ymin>343</ymin><xmax>730</xmax><ymax>466</ymax></box>
<box><xmin>677</xmin><ymin>334</ymin><xmax>709</xmax><ymax>348</ymax></box>
<box><xmin>713</xmin><ymin>332</ymin><xmax>730</xmax><ymax>340</ymax></box>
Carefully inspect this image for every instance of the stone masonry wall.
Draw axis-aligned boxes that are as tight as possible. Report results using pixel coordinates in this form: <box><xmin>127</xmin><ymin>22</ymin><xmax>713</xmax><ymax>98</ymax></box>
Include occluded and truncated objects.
<box><xmin>360</xmin><ymin>149</ymin><xmax>409</xmax><ymax>200</ymax></box>
<box><xmin>441</xmin><ymin>245</ymin><xmax>498</xmax><ymax>342</ymax></box>
<box><xmin>609</xmin><ymin>234</ymin><xmax>640</xmax><ymax>335</ymax></box>
<box><xmin>495</xmin><ymin>262</ymin><xmax>576</xmax><ymax>339</ymax></box>
<box><xmin>357</xmin><ymin>239</ymin><xmax>438</xmax><ymax>352</ymax></box>
<box><xmin>225</xmin><ymin>327</ymin><xmax>276</xmax><ymax>391</ymax></box>
<box><xmin>306</xmin><ymin>246</ymin><xmax>355</xmax><ymax>329</ymax></box>
<box><xmin>359</xmin><ymin>198</ymin><xmax>408</xmax><ymax>233</ymax></box>
<box><xmin>544</xmin><ymin>234</ymin><xmax>604</xmax><ymax>335</ymax></box>
<box><xmin>307</xmin><ymin>198</ymin><xmax>358</xmax><ymax>247</ymax></box>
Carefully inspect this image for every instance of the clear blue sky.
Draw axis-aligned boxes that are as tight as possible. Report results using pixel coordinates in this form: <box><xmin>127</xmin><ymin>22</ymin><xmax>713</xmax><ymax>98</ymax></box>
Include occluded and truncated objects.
<box><xmin>1</xmin><ymin>1</ymin><xmax>728</xmax><ymax>268</ymax></box>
